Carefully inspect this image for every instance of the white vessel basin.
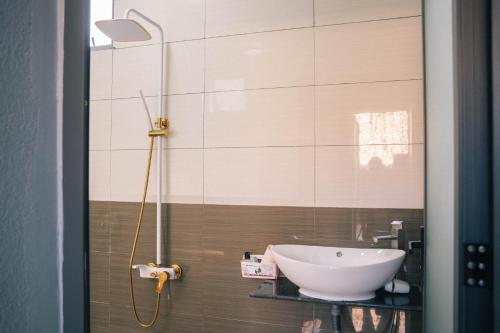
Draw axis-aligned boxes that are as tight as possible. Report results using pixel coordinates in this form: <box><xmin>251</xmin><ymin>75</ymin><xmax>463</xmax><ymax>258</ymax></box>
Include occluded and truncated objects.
<box><xmin>270</xmin><ymin>245</ymin><xmax>405</xmax><ymax>301</ymax></box>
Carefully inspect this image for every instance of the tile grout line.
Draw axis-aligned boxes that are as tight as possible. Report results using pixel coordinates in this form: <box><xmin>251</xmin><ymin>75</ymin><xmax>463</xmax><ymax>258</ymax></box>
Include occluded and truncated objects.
<box><xmin>106</xmin><ymin>14</ymin><xmax>423</xmax><ymax>52</ymax></box>
<box><xmin>91</xmin><ymin>77</ymin><xmax>424</xmax><ymax>103</ymax></box>
<box><xmin>312</xmin><ymin>0</ymin><xmax>317</xmax><ymax>247</ymax></box>
<box><xmin>90</xmin><ymin>200</ymin><xmax>425</xmax><ymax>210</ymax></box>
<box><xmin>202</xmin><ymin>0</ymin><xmax>207</xmax><ymax>208</ymax></box>
<box><xmin>201</xmin><ymin>1</ymin><xmax>207</xmax><ymax>331</ymax></box>
<box><xmin>107</xmin><ymin>27</ymin><xmax>114</xmax><ymax>330</ymax></box>
<box><xmin>89</xmin><ymin>142</ymin><xmax>425</xmax><ymax>152</ymax></box>
<box><xmin>312</xmin><ymin>0</ymin><xmax>318</xmax><ymax>321</ymax></box>
<box><xmin>107</xmin><ymin>46</ymin><xmax>114</xmax><ymax>322</ymax></box>
<box><xmin>314</xmin><ymin>14</ymin><xmax>422</xmax><ymax>28</ymax></box>
<box><xmin>108</xmin><ymin>45</ymin><xmax>114</xmax><ymax>203</ymax></box>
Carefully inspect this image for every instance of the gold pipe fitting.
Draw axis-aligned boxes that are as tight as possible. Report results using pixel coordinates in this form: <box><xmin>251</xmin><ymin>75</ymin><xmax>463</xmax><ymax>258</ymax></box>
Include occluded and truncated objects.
<box><xmin>148</xmin><ymin>117</ymin><xmax>169</xmax><ymax>137</ymax></box>
<box><xmin>155</xmin><ymin>117</ymin><xmax>169</xmax><ymax>129</ymax></box>
<box><xmin>169</xmin><ymin>264</ymin><xmax>182</xmax><ymax>280</ymax></box>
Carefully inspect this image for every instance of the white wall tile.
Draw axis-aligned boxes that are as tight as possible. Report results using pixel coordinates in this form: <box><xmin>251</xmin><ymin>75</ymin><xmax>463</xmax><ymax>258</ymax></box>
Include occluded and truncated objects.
<box><xmin>111</xmin><ymin>150</ymin><xmax>154</xmax><ymax>202</ymax></box>
<box><xmin>205</xmin><ymin>87</ymin><xmax>314</xmax><ymax>147</ymax></box>
<box><xmin>112</xmin><ymin>44</ymin><xmax>160</xmax><ymax>99</ymax></box>
<box><xmin>163</xmin><ymin>149</ymin><xmax>204</xmax><ymax>203</ymax></box>
<box><xmin>113</xmin><ymin>0</ymin><xmax>204</xmax><ymax>47</ymax></box>
<box><xmin>89</xmin><ymin>151</ymin><xmax>111</xmax><ymax>201</ymax></box>
<box><xmin>164</xmin><ymin>94</ymin><xmax>204</xmax><ymax>148</ymax></box>
<box><xmin>205</xmin><ymin>28</ymin><xmax>314</xmax><ymax>92</ymax></box>
<box><xmin>90</xmin><ymin>3</ymin><xmax>424</xmax><ymax>210</ymax></box>
<box><xmin>111</xmin><ymin>149</ymin><xmax>203</xmax><ymax>203</ymax></box>
<box><xmin>111</xmin><ymin>98</ymin><xmax>151</xmax><ymax>150</ymax></box>
<box><xmin>205</xmin><ymin>147</ymin><xmax>314</xmax><ymax>206</ymax></box>
<box><xmin>111</xmin><ymin>94</ymin><xmax>203</xmax><ymax>150</ymax></box>
<box><xmin>316</xmin><ymin>145</ymin><xmax>423</xmax><ymax>208</ymax></box>
<box><xmin>90</xmin><ymin>49</ymin><xmax>112</xmax><ymax>100</ymax></box>
<box><xmin>90</xmin><ymin>100</ymin><xmax>112</xmax><ymax>150</ymax></box>
<box><xmin>112</xmin><ymin>39</ymin><xmax>204</xmax><ymax>99</ymax></box>
<box><xmin>315</xmin><ymin>17</ymin><xmax>423</xmax><ymax>85</ymax></box>
<box><xmin>206</xmin><ymin>0</ymin><xmax>313</xmax><ymax>37</ymax></box>
<box><xmin>166</xmin><ymin>39</ymin><xmax>205</xmax><ymax>95</ymax></box>
<box><xmin>316</xmin><ymin>80</ymin><xmax>424</xmax><ymax>146</ymax></box>
<box><xmin>314</xmin><ymin>0</ymin><xmax>421</xmax><ymax>26</ymax></box>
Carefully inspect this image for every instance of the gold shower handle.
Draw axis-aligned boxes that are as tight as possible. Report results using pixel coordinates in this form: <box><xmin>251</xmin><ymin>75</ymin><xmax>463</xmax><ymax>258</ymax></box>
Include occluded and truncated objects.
<box><xmin>155</xmin><ymin>271</ymin><xmax>169</xmax><ymax>294</ymax></box>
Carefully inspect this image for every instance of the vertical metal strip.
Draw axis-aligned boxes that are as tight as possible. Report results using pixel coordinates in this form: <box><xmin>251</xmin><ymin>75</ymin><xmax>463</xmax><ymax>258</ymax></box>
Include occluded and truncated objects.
<box><xmin>455</xmin><ymin>0</ymin><xmax>493</xmax><ymax>331</ymax></box>
<box><xmin>491</xmin><ymin>0</ymin><xmax>500</xmax><ymax>331</ymax></box>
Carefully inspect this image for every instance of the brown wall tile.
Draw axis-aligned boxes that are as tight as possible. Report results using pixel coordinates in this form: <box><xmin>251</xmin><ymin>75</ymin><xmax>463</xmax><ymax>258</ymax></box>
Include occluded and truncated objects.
<box><xmin>162</xmin><ymin>204</ymin><xmax>203</xmax><ymax>263</ymax></box>
<box><xmin>203</xmin><ymin>205</ymin><xmax>314</xmax><ymax>281</ymax></box>
<box><xmin>90</xmin><ymin>201</ymin><xmax>110</xmax><ymax>253</ymax></box>
<box><xmin>203</xmin><ymin>278</ymin><xmax>312</xmax><ymax>327</ymax></box>
<box><xmin>203</xmin><ymin>317</ymin><xmax>302</xmax><ymax>333</ymax></box>
<box><xmin>109</xmin><ymin>305</ymin><xmax>202</xmax><ymax>333</ymax></box>
<box><xmin>90</xmin><ymin>302</ymin><xmax>109</xmax><ymax>333</ymax></box>
<box><xmin>315</xmin><ymin>207</ymin><xmax>353</xmax><ymax>246</ymax></box>
<box><xmin>165</xmin><ymin>258</ymin><xmax>204</xmax><ymax>316</ymax></box>
<box><xmin>90</xmin><ymin>202</ymin><xmax>423</xmax><ymax>333</ymax></box>
<box><xmin>90</xmin><ymin>252</ymin><xmax>110</xmax><ymax>303</ymax></box>
<box><xmin>110</xmin><ymin>202</ymin><xmax>160</xmax><ymax>260</ymax></box>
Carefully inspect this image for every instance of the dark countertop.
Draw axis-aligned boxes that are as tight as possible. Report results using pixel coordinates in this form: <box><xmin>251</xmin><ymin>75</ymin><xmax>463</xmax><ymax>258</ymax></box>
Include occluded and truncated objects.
<box><xmin>250</xmin><ymin>277</ymin><xmax>422</xmax><ymax>312</ymax></box>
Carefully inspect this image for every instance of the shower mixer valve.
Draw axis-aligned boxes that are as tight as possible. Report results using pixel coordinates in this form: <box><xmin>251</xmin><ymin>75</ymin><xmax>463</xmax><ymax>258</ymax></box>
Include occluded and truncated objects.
<box><xmin>132</xmin><ymin>263</ymin><xmax>182</xmax><ymax>280</ymax></box>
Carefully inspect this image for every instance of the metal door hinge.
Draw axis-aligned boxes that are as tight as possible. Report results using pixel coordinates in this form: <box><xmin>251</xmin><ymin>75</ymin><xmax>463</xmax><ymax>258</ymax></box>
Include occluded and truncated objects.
<box><xmin>464</xmin><ymin>243</ymin><xmax>490</xmax><ymax>288</ymax></box>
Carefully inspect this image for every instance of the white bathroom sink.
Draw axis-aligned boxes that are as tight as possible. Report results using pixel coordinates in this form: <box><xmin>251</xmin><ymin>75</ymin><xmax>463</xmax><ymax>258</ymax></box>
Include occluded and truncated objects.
<box><xmin>270</xmin><ymin>244</ymin><xmax>405</xmax><ymax>301</ymax></box>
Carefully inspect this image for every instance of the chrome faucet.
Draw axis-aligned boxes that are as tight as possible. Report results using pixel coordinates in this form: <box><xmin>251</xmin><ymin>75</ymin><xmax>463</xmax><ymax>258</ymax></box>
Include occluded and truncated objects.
<box><xmin>372</xmin><ymin>221</ymin><xmax>404</xmax><ymax>249</ymax></box>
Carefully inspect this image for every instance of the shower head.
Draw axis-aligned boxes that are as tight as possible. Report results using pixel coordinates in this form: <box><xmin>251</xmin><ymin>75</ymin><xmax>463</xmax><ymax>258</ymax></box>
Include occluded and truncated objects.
<box><xmin>95</xmin><ymin>19</ymin><xmax>151</xmax><ymax>42</ymax></box>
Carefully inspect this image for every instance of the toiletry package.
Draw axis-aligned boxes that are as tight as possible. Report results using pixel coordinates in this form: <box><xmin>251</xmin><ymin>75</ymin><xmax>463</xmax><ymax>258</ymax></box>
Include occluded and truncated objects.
<box><xmin>240</xmin><ymin>247</ymin><xmax>278</xmax><ymax>279</ymax></box>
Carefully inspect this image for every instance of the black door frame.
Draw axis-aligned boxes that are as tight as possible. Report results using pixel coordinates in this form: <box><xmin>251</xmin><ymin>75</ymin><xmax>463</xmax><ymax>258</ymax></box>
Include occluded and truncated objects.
<box><xmin>492</xmin><ymin>0</ymin><xmax>500</xmax><ymax>332</ymax></box>
<box><xmin>62</xmin><ymin>0</ymin><xmax>90</xmax><ymax>331</ymax></box>
<box><xmin>455</xmin><ymin>0</ymin><xmax>494</xmax><ymax>332</ymax></box>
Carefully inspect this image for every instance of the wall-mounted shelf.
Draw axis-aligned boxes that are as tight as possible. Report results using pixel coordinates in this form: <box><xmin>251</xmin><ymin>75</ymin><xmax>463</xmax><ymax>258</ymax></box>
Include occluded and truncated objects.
<box><xmin>250</xmin><ymin>277</ymin><xmax>422</xmax><ymax>312</ymax></box>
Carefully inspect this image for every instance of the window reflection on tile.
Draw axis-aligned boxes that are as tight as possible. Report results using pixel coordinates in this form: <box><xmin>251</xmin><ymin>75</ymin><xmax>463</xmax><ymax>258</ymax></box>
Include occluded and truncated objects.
<box><xmin>316</xmin><ymin>81</ymin><xmax>424</xmax><ymax>146</ymax></box>
<box><xmin>349</xmin><ymin>307</ymin><xmax>406</xmax><ymax>333</ymax></box>
<box><xmin>356</xmin><ymin>110</ymin><xmax>410</xmax><ymax>166</ymax></box>
<box><xmin>356</xmin><ymin>111</ymin><xmax>409</xmax><ymax>145</ymax></box>
<box><xmin>359</xmin><ymin>145</ymin><xmax>409</xmax><ymax>167</ymax></box>
<box><xmin>301</xmin><ymin>318</ymin><xmax>324</xmax><ymax>332</ymax></box>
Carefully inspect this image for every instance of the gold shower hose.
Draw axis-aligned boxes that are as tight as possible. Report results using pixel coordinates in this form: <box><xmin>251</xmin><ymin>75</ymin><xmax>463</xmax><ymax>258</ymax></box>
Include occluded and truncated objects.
<box><xmin>128</xmin><ymin>136</ymin><xmax>169</xmax><ymax>327</ymax></box>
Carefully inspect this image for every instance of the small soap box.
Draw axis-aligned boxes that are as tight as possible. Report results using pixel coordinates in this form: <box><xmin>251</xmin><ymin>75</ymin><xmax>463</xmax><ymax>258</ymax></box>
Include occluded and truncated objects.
<box><xmin>240</xmin><ymin>248</ymin><xmax>278</xmax><ymax>279</ymax></box>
